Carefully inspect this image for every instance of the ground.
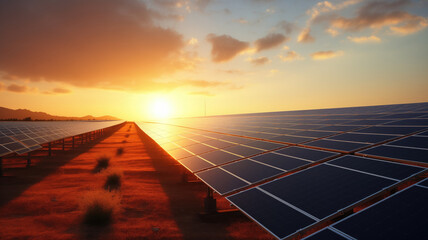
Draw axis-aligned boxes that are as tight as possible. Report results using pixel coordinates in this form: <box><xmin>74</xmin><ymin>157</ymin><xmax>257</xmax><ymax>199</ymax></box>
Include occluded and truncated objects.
<box><xmin>0</xmin><ymin>122</ymin><xmax>274</xmax><ymax>240</ymax></box>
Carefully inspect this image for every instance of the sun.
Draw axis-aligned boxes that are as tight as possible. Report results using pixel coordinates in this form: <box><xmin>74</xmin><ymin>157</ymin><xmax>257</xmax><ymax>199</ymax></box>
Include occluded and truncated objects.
<box><xmin>149</xmin><ymin>97</ymin><xmax>172</xmax><ymax>119</ymax></box>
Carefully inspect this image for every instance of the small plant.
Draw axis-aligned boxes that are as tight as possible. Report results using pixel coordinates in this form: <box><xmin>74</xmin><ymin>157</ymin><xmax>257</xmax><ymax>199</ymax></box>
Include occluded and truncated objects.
<box><xmin>125</xmin><ymin>134</ymin><xmax>129</xmax><ymax>138</ymax></box>
<box><xmin>104</xmin><ymin>170</ymin><xmax>123</xmax><ymax>191</ymax></box>
<box><xmin>93</xmin><ymin>156</ymin><xmax>110</xmax><ymax>173</ymax></box>
<box><xmin>116</xmin><ymin>147</ymin><xmax>124</xmax><ymax>156</ymax></box>
<box><xmin>81</xmin><ymin>190</ymin><xmax>120</xmax><ymax>226</ymax></box>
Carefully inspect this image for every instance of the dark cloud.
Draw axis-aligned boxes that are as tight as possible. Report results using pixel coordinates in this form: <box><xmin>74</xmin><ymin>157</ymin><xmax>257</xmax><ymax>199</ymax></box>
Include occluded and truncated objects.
<box><xmin>0</xmin><ymin>0</ymin><xmax>187</xmax><ymax>91</ymax></box>
<box><xmin>315</xmin><ymin>0</ymin><xmax>427</xmax><ymax>35</ymax></box>
<box><xmin>53</xmin><ymin>87</ymin><xmax>71</xmax><ymax>94</ymax></box>
<box><xmin>206</xmin><ymin>34</ymin><xmax>249</xmax><ymax>62</ymax></box>
<box><xmin>254</xmin><ymin>33</ymin><xmax>288</xmax><ymax>52</ymax></box>
<box><xmin>277</xmin><ymin>20</ymin><xmax>296</xmax><ymax>35</ymax></box>
<box><xmin>7</xmin><ymin>84</ymin><xmax>28</xmax><ymax>93</ymax></box>
<box><xmin>249</xmin><ymin>57</ymin><xmax>270</xmax><ymax>66</ymax></box>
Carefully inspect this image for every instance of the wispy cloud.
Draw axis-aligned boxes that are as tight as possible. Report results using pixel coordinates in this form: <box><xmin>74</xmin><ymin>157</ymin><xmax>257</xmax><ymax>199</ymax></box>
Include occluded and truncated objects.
<box><xmin>311</xmin><ymin>50</ymin><xmax>344</xmax><ymax>60</ymax></box>
<box><xmin>318</xmin><ymin>0</ymin><xmax>427</xmax><ymax>35</ymax></box>
<box><xmin>206</xmin><ymin>34</ymin><xmax>249</xmax><ymax>62</ymax></box>
<box><xmin>7</xmin><ymin>84</ymin><xmax>28</xmax><ymax>93</ymax></box>
<box><xmin>348</xmin><ymin>35</ymin><xmax>381</xmax><ymax>43</ymax></box>
<box><xmin>0</xmin><ymin>0</ymin><xmax>187</xmax><ymax>92</ymax></box>
<box><xmin>279</xmin><ymin>51</ymin><xmax>303</xmax><ymax>62</ymax></box>
<box><xmin>249</xmin><ymin>57</ymin><xmax>270</xmax><ymax>66</ymax></box>
<box><xmin>254</xmin><ymin>33</ymin><xmax>288</xmax><ymax>52</ymax></box>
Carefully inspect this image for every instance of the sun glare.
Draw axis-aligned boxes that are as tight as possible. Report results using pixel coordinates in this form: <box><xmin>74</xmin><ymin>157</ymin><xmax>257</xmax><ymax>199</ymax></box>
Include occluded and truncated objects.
<box><xmin>149</xmin><ymin>98</ymin><xmax>172</xmax><ymax>119</ymax></box>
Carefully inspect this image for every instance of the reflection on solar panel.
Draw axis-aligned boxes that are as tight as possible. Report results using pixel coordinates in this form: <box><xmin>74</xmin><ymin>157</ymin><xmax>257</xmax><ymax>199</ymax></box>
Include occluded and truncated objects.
<box><xmin>136</xmin><ymin>102</ymin><xmax>428</xmax><ymax>239</ymax></box>
<box><xmin>0</xmin><ymin>121</ymin><xmax>124</xmax><ymax>157</ymax></box>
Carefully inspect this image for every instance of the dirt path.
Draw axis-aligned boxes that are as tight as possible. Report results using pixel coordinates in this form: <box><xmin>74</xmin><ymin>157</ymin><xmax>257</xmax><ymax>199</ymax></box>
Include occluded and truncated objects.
<box><xmin>0</xmin><ymin>123</ymin><xmax>273</xmax><ymax>240</ymax></box>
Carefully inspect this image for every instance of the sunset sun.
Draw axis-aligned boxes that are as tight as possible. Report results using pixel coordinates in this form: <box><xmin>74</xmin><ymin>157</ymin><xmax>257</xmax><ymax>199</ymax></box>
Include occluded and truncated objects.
<box><xmin>149</xmin><ymin>97</ymin><xmax>172</xmax><ymax>119</ymax></box>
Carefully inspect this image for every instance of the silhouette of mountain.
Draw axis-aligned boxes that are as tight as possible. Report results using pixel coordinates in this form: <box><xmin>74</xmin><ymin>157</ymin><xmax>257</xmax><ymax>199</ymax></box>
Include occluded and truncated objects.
<box><xmin>0</xmin><ymin>106</ymin><xmax>120</xmax><ymax>120</ymax></box>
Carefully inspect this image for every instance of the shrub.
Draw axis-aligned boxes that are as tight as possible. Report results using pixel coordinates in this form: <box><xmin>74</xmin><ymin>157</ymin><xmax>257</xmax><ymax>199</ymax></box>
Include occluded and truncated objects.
<box><xmin>81</xmin><ymin>190</ymin><xmax>120</xmax><ymax>226</ymax></box>
<box><xmin>93</xmin><ymin>156</ymin><xmax>110</xmax><ymax>173</ymax></box>
<box><xmin>104</xmin><ymin>170</ymin><xmax>123</xmax><ymax>191</ymax></box>
<box><xmin>116</xmin><ymin>147</ymin><xmax>124</xmax><ymax>156</ymax></box>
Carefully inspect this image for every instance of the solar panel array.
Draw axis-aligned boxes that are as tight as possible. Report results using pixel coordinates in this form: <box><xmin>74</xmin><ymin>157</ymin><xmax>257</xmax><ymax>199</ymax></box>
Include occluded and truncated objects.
<box><xmin>136</xmin><ymin>102</ymin><xmax>428</xmax><ymax>239</ymax></box>
<box><xmin>0</xmin><ymin>120</ymin><xmax>124</xmax><ymax>157</ymax></box>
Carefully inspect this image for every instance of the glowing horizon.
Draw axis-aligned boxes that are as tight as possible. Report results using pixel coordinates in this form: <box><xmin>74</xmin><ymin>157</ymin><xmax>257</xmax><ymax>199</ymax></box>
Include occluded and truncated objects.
<box><xmin>0</xmin><ymin>0</ymin><xmax>427</xmax><ymax>121</ymax></box>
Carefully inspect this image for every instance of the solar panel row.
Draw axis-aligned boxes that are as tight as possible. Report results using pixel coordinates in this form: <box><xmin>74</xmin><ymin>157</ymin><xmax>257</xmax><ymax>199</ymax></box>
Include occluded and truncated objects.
<box><xmin>136</xmin><ymin>102</ymin><xmax>428</xmax><ymax>239</ymax></box>
<box><xmin>0</xmin><ymin>120</ymin><xmax>124</xmax><ymax>157</ymax></box>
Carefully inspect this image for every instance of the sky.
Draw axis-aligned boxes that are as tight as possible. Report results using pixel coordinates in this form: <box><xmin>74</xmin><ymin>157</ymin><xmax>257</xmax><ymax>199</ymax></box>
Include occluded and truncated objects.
<box><xmin>0</xmin><ymin>0</ymin><xmax>427</xmax><ymax>120</ymax></box>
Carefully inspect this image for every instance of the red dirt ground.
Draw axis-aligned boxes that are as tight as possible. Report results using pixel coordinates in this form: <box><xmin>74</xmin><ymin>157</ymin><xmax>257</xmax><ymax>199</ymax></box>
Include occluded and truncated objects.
<box><xmin>0</xmin><ymin>122</ymin><xmax>274</xmax><ymax>240</ymax></box>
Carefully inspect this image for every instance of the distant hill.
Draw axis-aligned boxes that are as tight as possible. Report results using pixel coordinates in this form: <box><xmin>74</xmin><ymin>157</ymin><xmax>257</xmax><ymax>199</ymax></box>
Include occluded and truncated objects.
<box><xmin>0</xmin><ymin>106</ymin><xmax>120</xmax><ymax>121</ymax></box>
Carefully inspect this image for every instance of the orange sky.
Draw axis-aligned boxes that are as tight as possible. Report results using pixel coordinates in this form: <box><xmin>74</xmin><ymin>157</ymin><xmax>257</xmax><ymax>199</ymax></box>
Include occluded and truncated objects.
<box><xmin>0</xmin><ymin>0</ymin><xmax>427</xmax><ymax>120</ymax></box>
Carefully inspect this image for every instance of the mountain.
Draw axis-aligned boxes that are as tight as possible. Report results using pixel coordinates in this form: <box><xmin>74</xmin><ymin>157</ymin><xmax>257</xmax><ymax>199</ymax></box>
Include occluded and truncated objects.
<box><xmin>0</xmin><ymin>107</ymin><xmax>120</xmax><ymax>121</ymax></box>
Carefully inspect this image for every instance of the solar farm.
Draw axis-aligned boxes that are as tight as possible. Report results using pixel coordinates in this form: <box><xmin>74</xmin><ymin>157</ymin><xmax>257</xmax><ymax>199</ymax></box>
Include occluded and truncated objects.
<box><xmin>1</xmin><ymin>102</ymin><xmax>427</xmax><ymax>239</ymax></box>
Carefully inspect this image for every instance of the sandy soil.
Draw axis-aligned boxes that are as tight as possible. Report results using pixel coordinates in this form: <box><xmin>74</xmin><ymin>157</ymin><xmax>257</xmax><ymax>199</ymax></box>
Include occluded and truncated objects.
<box><xmin>0</xmin><ymin>123</ymin><xmax>274</xmax><ymax>240</ymax></box>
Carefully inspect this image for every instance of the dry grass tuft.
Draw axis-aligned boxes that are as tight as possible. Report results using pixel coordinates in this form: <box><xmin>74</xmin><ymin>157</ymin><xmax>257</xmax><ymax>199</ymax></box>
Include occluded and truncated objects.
<box><xmin>125</xmin><ymin>134</ymin><xmax>129</xmax><ymax>138</ymax></box>
<box><xmin>116</xmin><ymin>147</ymin><xmax>124</xmax><ymax>156</ymax></box>
<box><xmin>93</xmin><ymin>156</ymin><xmax>110</xmax><ymax>173</ymax></box>
<box><xmin>81</xmin><ymin>190</ymin><xmax>120</xmax><ymax>226</ymax></box>
<box><xmin>104</xmin><ymin>170</ymin><xmax>123</xmax><ymax>191</ymax></box>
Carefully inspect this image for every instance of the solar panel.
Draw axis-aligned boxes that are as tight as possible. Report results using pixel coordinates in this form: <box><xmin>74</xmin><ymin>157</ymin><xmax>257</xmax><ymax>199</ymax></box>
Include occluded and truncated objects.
<box><xmin>135</xmin><ymin>102</ymin><xmax>428</xmax><ymax>239</ymax></box>
<box><xmin>332</xmin><ymin>185</ymin><xmax>428</xmax><ymax>239</ymax></box>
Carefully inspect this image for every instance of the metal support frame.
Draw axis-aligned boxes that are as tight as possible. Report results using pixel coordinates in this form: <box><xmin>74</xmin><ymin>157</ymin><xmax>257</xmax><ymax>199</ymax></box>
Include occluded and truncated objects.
<box><xmin>62</xmin><ymin>139</ymin><xmax>65</xmax><ymax>151</ymax></box>
<box><xmin>204</xmin><ymin>187</ymin><xmax>217</xmax><ymax>214</ymax></box>
<box><xmin>26</xmin><ymin>152</ymin><xmax>31</xmax><ymax>167</ymax></box>
<box><xmin>48</xmin><ymin>142</ymin><xmax>52</xmax><ymax>156</ymax></box>
<box><xmin>72</xmin><ymin>136</ymin><xmax>75</xmax><ymax>149</ymax></box>
<box><xmin>0</xmin><ymin>157</ymin><xmax>3</xmax><ymax>176</ymax></box>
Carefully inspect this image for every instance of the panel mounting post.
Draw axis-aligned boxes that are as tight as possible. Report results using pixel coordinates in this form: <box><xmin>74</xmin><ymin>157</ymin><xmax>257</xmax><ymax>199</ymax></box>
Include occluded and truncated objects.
<box><xmin>204</xmin><ymin>187</ymin><xmax>217</xmax><ymax>214</ymax></box>
<box><xmin>72</xmin><ymin>136</ymin><xmax>75</xmax><ymax>149</ymax></box>
<box><xmin>48</xmin><ymin>142</ymin><xmax>52</xmax><ymax>156</ymax></box>
<box><xmin>62</xmin><ymin>139</ymin><xmax>65</xmax><ymax>151</ymax></box>
<box><xmin>0</xmin><ymin>157</ymin><xmax>3</xmax><ymax>176</ymax></box>
<box><xmin>26</xmin><ymin>152</ymin><xmax>31</xmax><ymax>167</ymax></box>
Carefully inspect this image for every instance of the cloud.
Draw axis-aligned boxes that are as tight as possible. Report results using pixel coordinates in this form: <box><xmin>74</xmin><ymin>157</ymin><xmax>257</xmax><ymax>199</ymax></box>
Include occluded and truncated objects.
<box><xmin>180</xmin><ymin>79</ymin><xmax>228</xmax><ymax>88</ymax></box>
<box><xmin>311</xmin><ymin>50</ymin><xmax>344</xmax><ymax>60</ymax></box>
<box><xmin>348</xmin><ymin>35</ymin><xmax>381</xmax><ymax>43</ymax></box>
<box><xmin>249</xmin><ymin>57</ymin><xmax>270</xmax><ymax>66</ymax></box>
<box><xmin>7</xmin><ymin>84</ymin><xmax>28</xmax><ymax>93</ymax></box>
<box><xmin>53</xmin><ymin>88</ymin><xmax>72</xmax><ymax>94</ymax></box>
<box><xmin>236</xmin><ymin>18</ymin><xmax>248</xmax><ymax>24</ymax></box>
<box><xmin>277</xmin><ymin>20</ymin><xmax>296</xmax><ymax>35</ymax></box>
<box><xmin>222</xmin><ymin>69</ymin><xmax>244</xmax><ymax>75</ymax></box>
<box><xmin>206</xmin><ymin>34</ymin><xmax>250</xmax><ymax>62</ymax></box>
<box><xmin>318</xmin><ymin>0</ymin><xmax>427</xmax><ymax>35</ymax></box>
<box><xmin>298</xmin><ymin>0</ymin><xmax>362</xmax><ymax>43</ymax></box>
<box><xmin>188</xmin><ymin>37</ymin><xmax>199</xmax><ymax>46</ymax></box>
<box><xmin>298</xmin><ymin>28</ymin><xmax>315</xmax><ymax>43</ymax></box>
<box><xmin>254</xmin><ymin>33</ymin><xmax>288</xmax><ymax>52</ymax></box>
<box><xmin>279</xmin><ymin>51</ymin><xmax>303</xmax><ymax>62</ymax></box>
<box><xmin>0</xmin><ymin>0</ymin><xmax>187</xmax><ymax>92</ymax></box>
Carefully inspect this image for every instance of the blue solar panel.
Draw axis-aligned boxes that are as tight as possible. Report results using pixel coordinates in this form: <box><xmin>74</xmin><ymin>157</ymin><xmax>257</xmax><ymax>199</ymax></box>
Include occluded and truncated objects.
<box><xmin>333</xmin><ymin>186</ymin><xmax>428</xmax><ymax>239</ymax></box>
<box><xmin>179</xmin><ymin>155</ymin><xmax>214</xmax><ymax>172</ymax></box>
<box><xmin>327</xmin><ymin>133</ymin><xmax>397</xmax><ymax>144</ymax></box>
<box><xmin>223</xmin><ymin>145</ymin><xmax>265</xmax><ymax>157</ymax></box>
<box><xmin>221</xmin><ymin>159</ymin><xmax>284</xmax><ymax>183</ymax></box>
<box><xmin>387</xmin><ymin>136</ymin><xmax>428</xmax><ymax>149</ymax></box>
<box><xmin>270</xmin><ymin>135</ymin><xmax>313</xmax><ymax>144</ymax></box>
<box><xmin>227</xmin><ymin>188</ymin><xmax>316</xmax><ymax>239</ymax></box>
<box><xmin>304</xmin><ymin>139</ymin><xmax>370</xmax><ymax>152</ymax></box>
<box><xmin>359</xmin><ymin>145</ymin><xmax>428</xmax><ymax>165</ymax></box>
<box><xmin>328</xmin><ymin>155</ymin><xmax>423</xmax><ymax>180</ymax></box>
<box><xmin>355</xmin><ymin>126</ymin><xmax>427</xmax><ymax>135</ymax></box>
<box><xmin>242</xmin><ymin>140</ymin><xmax>286</xmax><ymax>150</ymax></box>
<box><xmin>303</xmin><ymin>228</ymin><xmax>349</xmax><ymax>240</ymax></box>
<box><xmin>276</xmin><ymin>146</ymin><xmax>339</xmax><ymax>161</ymax></box>
<box><xmin>315</xmin><ymin>125</ymin><xmax>359</xmax><ymax>132</ymax></box>
<box><xmin>196</xmin><ymin>168</ymin><xmax>248</xmax><ymax>195</ymax></box>
<box><xmin>198</xmin><ymin>150</ymin><xmax>241</xmax><ymax>165</ymax></box>
<box><xmin>260</xmin><ymin>164</ymin><xmax>396</xmax><ymax>219</ymax></box>
<box><xmin>384</xmin><ymin>118</ymin><xmax>428</xmax><ymax>126</ymax></box>
<box><xmin>417</xmin><ymin>178</ymin><xmax>428</xmax><ymax>188</ymax></box>
<box><xmin>251</xmin><ymin>152</ymin><xmax>311</xmax><ymax>171</ymax></box>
